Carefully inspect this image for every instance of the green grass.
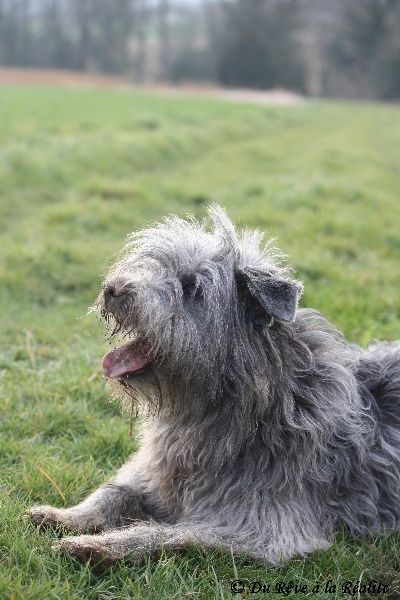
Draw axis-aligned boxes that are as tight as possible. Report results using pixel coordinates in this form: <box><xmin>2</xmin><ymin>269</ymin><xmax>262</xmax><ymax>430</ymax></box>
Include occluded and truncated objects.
<box><xmin>1</xmin><ymin>85</ymin><xmax>400</xmax><ymax>599</ymax></box>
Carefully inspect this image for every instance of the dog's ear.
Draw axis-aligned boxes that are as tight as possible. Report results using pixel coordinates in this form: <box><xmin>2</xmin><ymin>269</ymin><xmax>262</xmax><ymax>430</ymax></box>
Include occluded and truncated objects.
<box><xmin>237</xmin><ymin>268</ymin><xmax>303</xmax><ymax>323</ymax></box>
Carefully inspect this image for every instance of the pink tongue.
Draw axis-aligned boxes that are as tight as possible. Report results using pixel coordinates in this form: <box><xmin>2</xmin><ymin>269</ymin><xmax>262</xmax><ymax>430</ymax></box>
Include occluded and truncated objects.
<box><xmin>102</xmin><ymin>340</ymin><xmax>151</xmax><ymax>379</ymax></box>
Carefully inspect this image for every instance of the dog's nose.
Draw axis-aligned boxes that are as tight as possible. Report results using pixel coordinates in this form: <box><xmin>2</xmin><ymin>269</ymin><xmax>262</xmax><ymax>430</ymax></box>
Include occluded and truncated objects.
<box><xmin>104</xmin><ymin>284</ymin><xmax>118</xmax><ymax>300</ymax></box>
<box><xmin>103</xmin><ymin>281</ymin><xmax>128</xmax><ymax>308</ymax></box>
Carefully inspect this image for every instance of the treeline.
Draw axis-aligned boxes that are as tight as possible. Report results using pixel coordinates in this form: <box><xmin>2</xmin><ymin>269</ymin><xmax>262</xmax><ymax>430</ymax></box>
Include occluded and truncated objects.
<box><xmin>1</xmin><ymin>0</ymin><xmax>399</xmax><ymax>100</ymax></box>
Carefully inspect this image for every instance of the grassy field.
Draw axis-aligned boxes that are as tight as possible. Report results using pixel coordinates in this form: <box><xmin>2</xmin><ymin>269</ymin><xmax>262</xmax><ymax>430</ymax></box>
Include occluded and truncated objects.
<box><xmin>1</xmin><ymin>84</ymin><xmax>400</xmax><ymax>599</ymax></box>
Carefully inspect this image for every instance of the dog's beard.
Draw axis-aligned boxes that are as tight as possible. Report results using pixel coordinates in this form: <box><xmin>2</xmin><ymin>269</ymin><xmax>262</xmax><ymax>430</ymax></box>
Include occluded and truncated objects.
<box><xmin>100</xmin><ymin>311</ymin><xmax>164</xmax><ymax>419</ymax></box>
<box><xmin>107</xmin><ymin>367</ymin><xmax>163</xmax><ymax>422</ymax></box>
<box><xmin>100</xmin><ymin>308</ymin><xmax>224</xmax><ymax>420</ymax></box>
<box><xmin>101</xmin><ymin>307</ymin><xmax>154</xmax><ymax>377</ymax></box>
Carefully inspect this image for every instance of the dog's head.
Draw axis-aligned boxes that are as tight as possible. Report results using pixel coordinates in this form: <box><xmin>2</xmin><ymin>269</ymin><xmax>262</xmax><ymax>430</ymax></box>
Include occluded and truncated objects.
<box><xmin>96</xmin><ymin>206</ymin><xmax>303</xmax><ymax>411</ymax></box>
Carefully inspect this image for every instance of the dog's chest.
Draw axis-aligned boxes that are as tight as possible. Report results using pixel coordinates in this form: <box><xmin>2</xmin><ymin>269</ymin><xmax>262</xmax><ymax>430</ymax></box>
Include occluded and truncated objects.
<box><xmin>144</xmin><ymin>421</ymin><xmax>217</xmax><ymax>516</ymax></box>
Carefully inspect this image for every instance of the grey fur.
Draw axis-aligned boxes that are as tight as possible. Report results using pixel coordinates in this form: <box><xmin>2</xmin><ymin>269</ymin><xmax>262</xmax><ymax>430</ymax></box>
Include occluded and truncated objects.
<box><xmin>28</xmin><ymin>206</ymin><xmax>400</xmax><ymax>568</ymax></box>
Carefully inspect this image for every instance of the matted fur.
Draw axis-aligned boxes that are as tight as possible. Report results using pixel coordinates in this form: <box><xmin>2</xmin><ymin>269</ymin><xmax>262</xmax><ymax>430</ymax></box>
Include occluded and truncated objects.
<box><xmin>28</xmin><ymin>206</ymin><xmax>400</xmax><ymax>567</ymax></box>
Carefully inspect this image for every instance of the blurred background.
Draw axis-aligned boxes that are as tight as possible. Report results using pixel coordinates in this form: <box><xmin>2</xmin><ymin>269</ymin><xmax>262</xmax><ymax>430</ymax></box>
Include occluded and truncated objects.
<box><xmin>1</xmin><ymin>0</ymin><xmax>400</xmax><ymax>100</ymax></box>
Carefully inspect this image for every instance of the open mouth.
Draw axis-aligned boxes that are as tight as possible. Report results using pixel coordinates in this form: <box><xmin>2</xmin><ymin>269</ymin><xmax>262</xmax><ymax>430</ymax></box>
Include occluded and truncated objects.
<box><xmin>102</xmin><ymin>339</ymin><xmax>153</xmax><ymax>379</ymax></box>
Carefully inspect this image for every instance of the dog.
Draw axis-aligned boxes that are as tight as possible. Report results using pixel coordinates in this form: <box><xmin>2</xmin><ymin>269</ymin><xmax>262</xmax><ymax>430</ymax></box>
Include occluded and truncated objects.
<box><xmin>28</xmin><ymin>205</ymin><xmax>400</xmax><ymax>567</ymax></box>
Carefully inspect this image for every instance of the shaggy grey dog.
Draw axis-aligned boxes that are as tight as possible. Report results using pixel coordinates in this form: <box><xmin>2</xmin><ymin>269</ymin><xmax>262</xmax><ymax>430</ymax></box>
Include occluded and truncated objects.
<box><xmin>28</xmin><ymin>206</ymin><xmax>400</xmax><ymax>567</ymax></box>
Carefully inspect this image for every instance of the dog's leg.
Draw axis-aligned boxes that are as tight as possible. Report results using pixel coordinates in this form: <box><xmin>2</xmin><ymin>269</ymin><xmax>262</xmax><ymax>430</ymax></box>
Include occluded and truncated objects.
<box><xmin>55</xmin><ymin>518</ymin><xmax>330</xmax><ymax>567</ymax></box>
<box><xmin>27</xmin><ymin>482</ymin><xmax>153</xmax><ymax>533</ymax></box>
<box><xmin>55</xmin><ymin>522</ymin><xmax>239</xmax><ymax>568</ymax></box>
<box><xmin>27</xmin><ymin>453</ymin><xmax>162</xmax><ymax>533</ymax></box>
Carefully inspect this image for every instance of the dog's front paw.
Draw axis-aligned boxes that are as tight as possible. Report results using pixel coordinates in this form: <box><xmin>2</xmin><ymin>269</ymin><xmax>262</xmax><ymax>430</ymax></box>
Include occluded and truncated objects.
<box><xmin>54</xmin><ymin>535</ymin><xmax>147</xmax><ymax>570</ymax></box>
<box><xmin>54</xmin><ymin>532</ymin><xmax>148</xmax><ymax>570</ymax></box>
<box><xmin>26</xmin><ymin>505</ymin><xmax>69</xmax><ymax>532</ymax></box>
<box><xmin>26</xmin><ymin>505</ymin><xmax>108</xmax><ymax>534</ymax></box>
<box><xmin>54</xmin><ymin>536</ymin><xmax>118</xmax><ymax>570</ymax></box>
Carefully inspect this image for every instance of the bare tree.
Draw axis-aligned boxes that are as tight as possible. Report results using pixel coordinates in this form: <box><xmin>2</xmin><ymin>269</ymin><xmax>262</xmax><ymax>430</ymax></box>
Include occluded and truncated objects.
<box><xmin>131</xmin><ymin>0</ymin><xmax>149</xmax><ymax>82</ymax></box>
<box><xmin>215</xmin><ymin>0</ymin><xmax>306</xmax><ymax>92</ymax></box>
<box><xmin>0</xmin><ymin>0</ymin><xmax>399</xmax><ymax>99</ymax></box>
<box><xmin>158</xmin><ymin>0</ymin><xmax>170</xmax><ymax>80</ymax></box>
<box><xmin>325</xmin><ymin>0</ymin><xmax>400</xmax><ymax>98</ymax></box>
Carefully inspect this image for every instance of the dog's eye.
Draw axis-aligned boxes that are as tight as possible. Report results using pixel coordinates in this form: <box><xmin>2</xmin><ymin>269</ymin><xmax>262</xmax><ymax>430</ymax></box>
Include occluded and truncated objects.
<box><xmin>181</xmin><ymin>277</ymin><xmax>202</xmax><ymax>300</ymax></box>
<box><xmin>184</xmin><ymin>283</ymin><xmax>196</xmax><ymax>296</ymax></box>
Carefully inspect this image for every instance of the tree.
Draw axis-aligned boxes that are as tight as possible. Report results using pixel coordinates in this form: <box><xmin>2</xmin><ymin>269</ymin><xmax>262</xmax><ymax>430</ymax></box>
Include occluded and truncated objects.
<box><xmin>325</xmin><ymin>0</ymin><xmax>400</xmax><ymax>98</ymax></box>
<box><xmin>215</xmin><ymin>0</ymin><xmax>306</xmax><ymax>92</ymax></box>
<box><xmin>158</xmin><ymin>0</ymin><xmax>170</xmax><ymax>80</ymax></box>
